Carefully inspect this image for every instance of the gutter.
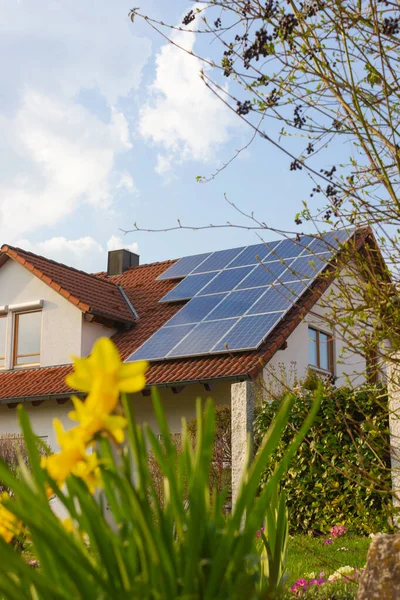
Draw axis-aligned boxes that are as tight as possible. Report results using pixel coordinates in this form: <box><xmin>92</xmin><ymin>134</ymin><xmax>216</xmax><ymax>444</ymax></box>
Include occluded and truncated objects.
<box><xmin>117</xmin><ymin>285</ymin><xmax>139</xmax><ymax>319</ymax></box>
<box><xmin>142</xmin><ymin>373</ymin><xmax>251</xmax><ymax>390</ymax></box>
<box><xmin>0</xmin><ymin>392</ymin><xmax>83</xmax><ymax>406</ymax></box>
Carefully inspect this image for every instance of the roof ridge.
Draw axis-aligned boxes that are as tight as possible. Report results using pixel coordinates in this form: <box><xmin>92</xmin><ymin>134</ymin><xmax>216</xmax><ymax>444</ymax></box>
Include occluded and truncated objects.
<box><xmin>97</xmin><ymin>258</ymin><xmax>177</xmax><ymax>278</ymax></box>
<box><xmin>1</xmin><ymin>244</ymin><xmax>119</xmax><ymax>289</ymax></box>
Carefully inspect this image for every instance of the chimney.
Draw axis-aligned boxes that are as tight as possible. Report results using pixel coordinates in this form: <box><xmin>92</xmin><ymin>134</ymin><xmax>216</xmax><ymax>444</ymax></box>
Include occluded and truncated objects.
<box><xmin>107</xmin><ymin>249</ymin><xmax>139</xmax><ymax>276</ymax></box>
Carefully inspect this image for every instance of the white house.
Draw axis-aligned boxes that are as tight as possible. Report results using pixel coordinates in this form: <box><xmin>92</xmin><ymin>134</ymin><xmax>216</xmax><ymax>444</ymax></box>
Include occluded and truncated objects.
<box><xmin>0</xmin><ymin>227</ymin><xmax>382</xmax><ymax>503</ymax></box>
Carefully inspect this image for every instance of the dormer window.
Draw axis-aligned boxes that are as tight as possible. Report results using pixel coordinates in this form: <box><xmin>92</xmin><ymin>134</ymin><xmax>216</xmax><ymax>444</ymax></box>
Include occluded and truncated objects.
<box><xmin>13</xmin><ymin>311</ymin><xmax>42</xmax><ymax>367</ymax></box>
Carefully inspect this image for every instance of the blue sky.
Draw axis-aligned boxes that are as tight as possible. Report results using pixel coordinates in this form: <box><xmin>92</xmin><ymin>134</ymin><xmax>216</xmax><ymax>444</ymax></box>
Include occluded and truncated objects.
<box><xmin>0</xmin><ymin>0</ymin><xmax>326</xmax><ymax>272</ymax></box>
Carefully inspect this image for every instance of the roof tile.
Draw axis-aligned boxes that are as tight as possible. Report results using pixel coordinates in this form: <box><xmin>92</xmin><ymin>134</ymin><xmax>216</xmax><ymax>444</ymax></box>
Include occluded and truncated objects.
<box><xmin>1</xmin><ymin>245</ymin><xmax>134</xmax><ymax>325</ymax></box>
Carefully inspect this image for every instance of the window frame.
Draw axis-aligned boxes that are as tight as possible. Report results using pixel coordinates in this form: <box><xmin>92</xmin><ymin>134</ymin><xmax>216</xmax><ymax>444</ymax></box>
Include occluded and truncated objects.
<box><xmin>308</xmin><ymin>326</ymin><xmax>334</xmax><ymax>375</ymax></box>
<box><xmin>0</xmin><ymin>315</ymin><xmax>6</xmax><ymax>369</ymax></box>
<box><xmin>13</xmin><ymin>309</ymin><xmax>42</xmax><ymax>368</ymax></box>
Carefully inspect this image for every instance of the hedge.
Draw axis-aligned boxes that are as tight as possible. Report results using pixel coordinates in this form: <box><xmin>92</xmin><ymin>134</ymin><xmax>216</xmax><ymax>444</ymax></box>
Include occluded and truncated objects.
<box><xmin>254</xmin><ymin>380</ymin><xmax>393</xmax><ymax>535</ymax></box>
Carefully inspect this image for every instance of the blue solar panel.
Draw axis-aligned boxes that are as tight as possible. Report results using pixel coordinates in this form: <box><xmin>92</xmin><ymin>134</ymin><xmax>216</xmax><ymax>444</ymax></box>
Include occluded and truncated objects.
<box><xmin>157</xmin><ymin>252</ymin><xmax>211</xmax><ymax>280</ymax></box>
<box><xmin>228</xmin><ymin>241</ymin><xmax>281</xmax><ymax>268</ymax></box>
<box><xmin>213</xmin><ymin>312</ymin><xmax>284</xmax><ymax>352</ymax></box>
<box><xmin>198</xmin><ymin>266</ymin><xmax>254</xmax><ymax>295</ymax></box>
<box><xmin>268</xmin><ymin>238</ymin><xmax>306</xmax><ymax>261</ymax></box>
<box><xmin>159</xmin><ymin>272</ymin><xmax>217</xmax><ymax>302</ymax></box>
<box><xmin>281</xmin><ymin>253</ymin><xmax>330</xmax><ymax>282</ymax></box>
<box><xmin>237</xmin><ymin>261</ymin><xmax>292</xmax><ymax>289</ymax></box>
<box><xmin>131</xmin><ymin>229</ymin><xmax>349</xmax><ymax>362</ymax></box>
<box><xmin>168</xmin><ymin>319</ymin><xmax>238</xmax><ymax>358</ymax></box>
<box><xmin>193</xmin><ymin>247</ymin><xmax>245</xmax><ymax>273</ymax></box>
<box><xmin>127</xmin><ymin>324</ymin><xmax>195</xmax><ymax>361</ymax></box>
<box><xmin>308</xmin><ymin>229</ymin><xmax>352</xmax><ymax>255</ymax></box>
<box><xmin>205</xmin><ymin>287</ymin><xmax>266</xmax><ymax>320</ymax></box>
<box><xmin>248</xmin><ymin>281</ymin><xmax>306</xmax><ymax>314</ymax></box>
<box><xmin>166</xmin><ymin>294</ymin><xmax>227</xmax><ymax>326</ymax></box>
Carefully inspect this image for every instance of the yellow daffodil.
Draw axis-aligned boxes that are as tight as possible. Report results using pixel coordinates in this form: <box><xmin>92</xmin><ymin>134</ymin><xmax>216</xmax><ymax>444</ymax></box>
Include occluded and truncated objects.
<box><xmin>65</xmin><ymin>337</ymin><xmax>147</xmax><ymax>443</ymax></box>
<box><xmin>69</xmin><ymin>396</ymin><xmax>127</xmax><ymax>443</ymax></box>
<box><xmin>71</xmin><ymin>452</ymin><xmax>102</xmax><ymax>493</ymax></box>
<box><xmin>41</xmin><ymin>420</ymin><xmax>88</xmax><ymax>485</ymax></box>
<box><xmin>62</xmin><ymin>517</ymin><xmax>74</xmax><ymax>533</ymax></box>
<box><xmin>0</xmin><ymin>493</ymin><xmax>23</xmax><ymax>543</ymax></box>
<box><xmin>66</xmin><ymin>337</ymin><xmax>148</xmax><ymax>405</ymax></box>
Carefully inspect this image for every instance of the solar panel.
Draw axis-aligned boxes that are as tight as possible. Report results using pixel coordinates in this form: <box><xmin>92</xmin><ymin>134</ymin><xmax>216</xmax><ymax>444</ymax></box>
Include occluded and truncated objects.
<box><xmin>228</xmin><ymin>241</ymin><xmax>281</xmax><ymax>268</ymax></box>
<box><xmin>168</xmin><ymin>318</ymin><xmax>238</xmax><ymax>358</ymax></box>
<box><xmin>267</xmin><ymin>238</ymin><xmax>306</xmax><ymax>261</ymax></box>
<box><xmin>308</xmin><ymin>229</ymin><xmax>352</xmax><ymax>255</ymax></box>
<box><xmin>197</xmin><ymin>266</ymin><xmax>254</xmax><ymax>295</ymax></box>
<box><xmin>281</xmin><ymin>253</ymin><xmax>330</xmax><ymax>282</ymax></box>
<box><xmin>205</xmin><ymin>287</ymin><xmax>267</xmax><ymax>320</ymax></box>
<box><xmin>166</xmin><ymin>294</ymin><xmax>227</xmax><ymax>326</ymax></box>
<box><xmin>159</xmin><ymin>272</ymin><xmax>218</xmax><ymax>302</ymax></box>
<box><xmin>130</xmin><ymin>229</ymin><xmax>350</xmax><ymax>362</ymax></box>
<box><xmin>192</xmin><ymin>247</ymin><xmax>245</xmax><ymax>273</ymax></box>
<box><xmin>127</xmin><ymin>324</ymin><xmax>195</xmax><ymax>361</ymax></box>
<box><xmin>213</xmin><ymin>312</ymin><xmax>285</xmax><ymax>352</ymax></box>
<box><xmin>237</xmin><ymin>261</ymin><xmax>292</xmax><ymax>289</ymax></box>
<box><xmin>248</xmin><ymin>281</ymin><xmax>307</xmax><ymax>314</ymax></box>
<box><xmin>157</xmin><ymin>252</ymin><xmax>211</xmax><ymax>280</ymax></box>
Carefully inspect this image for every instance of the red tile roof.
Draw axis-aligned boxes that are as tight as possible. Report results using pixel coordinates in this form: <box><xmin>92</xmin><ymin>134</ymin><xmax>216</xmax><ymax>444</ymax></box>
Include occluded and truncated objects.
<box><xmin>0</xmin><ymin>245</ymin><xmax>134</xmax><ymax>325</ymax></box>
<box><xmin>0</xmin><ymin>228</ymin><xmax>374</xmax><ymax>401</ymax></box>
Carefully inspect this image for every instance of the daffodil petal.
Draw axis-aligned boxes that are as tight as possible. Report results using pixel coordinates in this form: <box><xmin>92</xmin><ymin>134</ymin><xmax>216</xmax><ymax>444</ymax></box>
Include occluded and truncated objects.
<box><xmin>118</xmin><ymin>374</ymin><xmax>147</xmax><ymax>393</ymax></box>
<box><xmin>119</xmin><ymin>361</ymin><xmax>148</xmax><ymax>378</ymax></box>
<box><xmin>91</xmin><ymin>337</ymin><xmax>121</xmax><ymax>372</ymax></box>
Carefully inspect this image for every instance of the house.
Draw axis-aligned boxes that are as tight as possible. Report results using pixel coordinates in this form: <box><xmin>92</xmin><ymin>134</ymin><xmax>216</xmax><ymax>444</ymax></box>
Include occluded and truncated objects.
<box><xmin>0</xmin><ymin>227</ymin><xmax>383</xmax><ymax>506</ymax></box>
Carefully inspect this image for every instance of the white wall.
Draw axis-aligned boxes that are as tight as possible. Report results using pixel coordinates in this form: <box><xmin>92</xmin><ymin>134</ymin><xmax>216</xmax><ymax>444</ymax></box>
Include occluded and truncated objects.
<box><xmin>81</xmin><ymin>320</ymin><xmax>116</xmax><ymax>357</ymax></box>
<box><xmin>0</xmin><ymin>260</ymin><xmax>82</xmax><ymax>367</ymax></box>
<box><xmin>130</xmin><ymin>382</ymin><xmax>231</xmax><ymax>433</ymax></box>
<box><xmin>264</xmin><ymin>279</ymin><xmax>368</xmax><ymax>393</ymax></box>
<box><xmin>0</xmin><ymin>259</ymin><xmax>116</xmax><ymax>367</ymax></box>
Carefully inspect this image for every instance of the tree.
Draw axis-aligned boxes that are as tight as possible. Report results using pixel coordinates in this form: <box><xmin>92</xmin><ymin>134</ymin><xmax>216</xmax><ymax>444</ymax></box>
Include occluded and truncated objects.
<box><xmin>130</xmin><ymin>1</ymin><xmax>400</xmax><ymax>371</ymax></box>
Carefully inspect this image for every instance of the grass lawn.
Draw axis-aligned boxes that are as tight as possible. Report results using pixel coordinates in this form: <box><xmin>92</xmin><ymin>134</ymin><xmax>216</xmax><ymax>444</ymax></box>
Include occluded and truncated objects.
<box><xmin>285</xmin><ymin>534</ymin><xmax>370</xmax><ymax>588</ymax></box>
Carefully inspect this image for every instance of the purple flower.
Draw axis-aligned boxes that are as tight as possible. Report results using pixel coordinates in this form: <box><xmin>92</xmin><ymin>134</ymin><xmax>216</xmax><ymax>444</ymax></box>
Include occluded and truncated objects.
<box><xmin>323</xmin><ymin>538</ymin><xmax>333</xmax><ymax>545</ymax></box>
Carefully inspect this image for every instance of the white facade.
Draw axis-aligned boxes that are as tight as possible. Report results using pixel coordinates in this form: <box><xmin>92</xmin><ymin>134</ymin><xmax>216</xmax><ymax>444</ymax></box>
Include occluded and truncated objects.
<box><xmin>0</xmin><ymin>259</ymin><xmax>115</xmax><ymax>369</ymax></box>
<box><xmin>265</xmin><ymin>279</ymin><xmax>368</xmax><ymax>395</ymax></box>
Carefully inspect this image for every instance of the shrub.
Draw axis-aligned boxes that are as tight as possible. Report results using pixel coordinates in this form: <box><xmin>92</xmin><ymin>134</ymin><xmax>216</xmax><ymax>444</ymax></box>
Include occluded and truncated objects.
<box><xmin>0</xmin><ymin>433</ymin><xmax>49</xmax><ymax>494</ymax></box>
<box><xmin>0</xmin><ymin>338</ymin><xmax>322</xmax><ymax>598</ymax></box>
<box><xmin>188</xmin><ymin>404</ymin><xmax>232</xmax><ymax>500</ymax></box>
<box><xmin>254</xmin><ymin>381</ymin><xmax>392</xmax><ymax>535</ymax></box>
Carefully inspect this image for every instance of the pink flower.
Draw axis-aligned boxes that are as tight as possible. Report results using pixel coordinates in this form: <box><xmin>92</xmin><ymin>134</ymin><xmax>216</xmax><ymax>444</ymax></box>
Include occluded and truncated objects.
<box><xmin>330</xmin><ymin>525</ymin><xmax>347</xmax><ymax>538</ymax></box>
<box><xmin>256</xmin><ymin>526</ymin><xmax>265</xmax><ymax>538</ymax></box>
<box><xmin>323</xmin><ymin>538</ymin><xmax>333</xmax><ymax>545</ymax></box>
<box><xmin>27</xmin><ymin>560</ymin><xmax>39</xmax><ymax>567</ymax></box>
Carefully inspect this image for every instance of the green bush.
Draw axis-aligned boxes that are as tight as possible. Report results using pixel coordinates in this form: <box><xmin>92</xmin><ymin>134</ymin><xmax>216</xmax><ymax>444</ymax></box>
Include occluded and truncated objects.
<box><xmin>254</xmin><ymin>381</ymin><xmax>392</xmax><ymax>535</ymax></box>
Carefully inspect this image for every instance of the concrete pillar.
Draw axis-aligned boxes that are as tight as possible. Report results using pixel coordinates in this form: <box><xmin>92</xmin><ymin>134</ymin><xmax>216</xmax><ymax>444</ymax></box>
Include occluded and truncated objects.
<box><xmin>387</xmin><ymin>359</ymin><xmax>400</xmax><ymax>523</ymax></box>
<box><xmin>231</xmin><ymin>380</ymin><xmax>254</xmax><ymax>507</ymax></box>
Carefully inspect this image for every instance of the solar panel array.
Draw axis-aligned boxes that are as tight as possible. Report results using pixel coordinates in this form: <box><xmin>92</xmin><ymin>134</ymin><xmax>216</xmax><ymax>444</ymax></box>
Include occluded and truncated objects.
<box><xmin>128</xmin><ymin>230</ymin><xmax>352</xmax><ymax>362</ymax></box>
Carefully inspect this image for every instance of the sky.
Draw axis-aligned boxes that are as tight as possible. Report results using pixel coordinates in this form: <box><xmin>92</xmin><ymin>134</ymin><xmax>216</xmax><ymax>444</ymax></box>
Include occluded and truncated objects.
<box><xmin>0</xmin><ymin>0</ymin><xmax>327</xmax><ymax>272</ymax></box>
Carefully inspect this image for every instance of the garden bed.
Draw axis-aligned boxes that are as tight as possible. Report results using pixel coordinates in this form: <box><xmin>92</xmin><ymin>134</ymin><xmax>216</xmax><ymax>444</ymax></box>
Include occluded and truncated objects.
<box><xmin>285</xmin><ymin>534</ymin><xmax>370</xmax><ymax>598</ymax></box>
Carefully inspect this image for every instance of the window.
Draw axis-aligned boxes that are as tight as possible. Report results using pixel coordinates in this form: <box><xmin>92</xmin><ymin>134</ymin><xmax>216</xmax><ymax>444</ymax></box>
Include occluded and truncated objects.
<box><xmin>308</xmin><ymin>326</ymin><xmax>333</xmax><ymax>374</ymax></box>
<box><xmin>13</xmin><ymin>311</ymin><xmax>42</xmax><ymax>367</ymax></box>
<box><xmin>0</xmin><ymin>317</ymin><xmax>6</xmax><ymax>368</ymax></box>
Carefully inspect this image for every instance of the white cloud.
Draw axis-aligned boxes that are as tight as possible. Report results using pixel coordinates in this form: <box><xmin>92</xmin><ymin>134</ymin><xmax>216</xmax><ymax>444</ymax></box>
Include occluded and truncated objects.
<box><xmin>139</xmin><ymin>27</ymin><xmax>236</xmax><ymax>172</ymax></box>
<box><xmin>0</xmin><ymin>1</ymin><xmax>151</xmax><ymax>242</ymax></box>
<box><xmin>0</xmin><ymin>91</ymin><xmax>133</xmax><ymax>238</ymax></box>
<box><xmin>16</xmin><ymin>234</ymin><xmax>139</xmax><ymax>272</ymax></box>
<box><xmin>107</xmin><ymin>235</ymin><xmax>139</xmax><ymax>255</ymax></box>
